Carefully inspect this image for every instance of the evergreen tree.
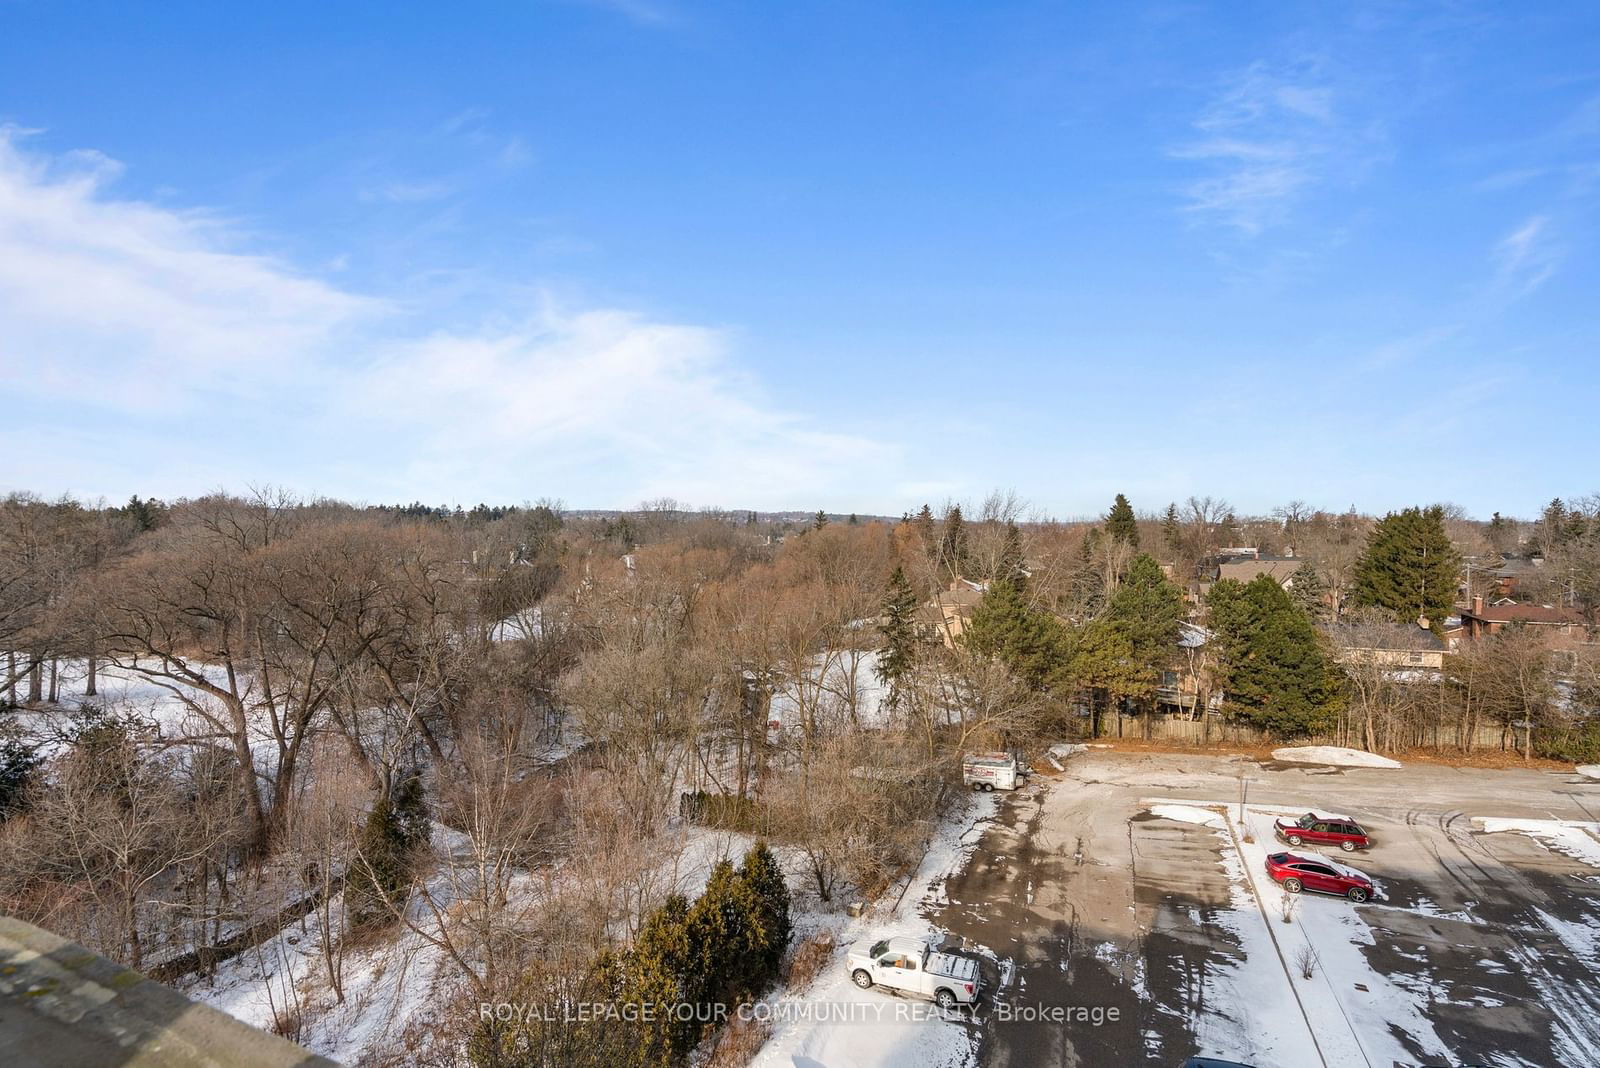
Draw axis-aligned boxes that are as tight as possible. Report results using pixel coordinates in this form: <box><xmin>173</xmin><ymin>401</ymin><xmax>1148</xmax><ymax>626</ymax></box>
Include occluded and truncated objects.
<box><xmin>1066</xmin><ymin>619</ymin><xmax>1143</xmax><ymax>735</ymax></box>
<box><xmin>1351</xmin><ymin>506</ymin><xmax>1460</xmax><ymax>633</ymax></box>
<box><xmin>1162</xmin><ymin>502</ymin><xmax>1182</xmax><ymax>557</ymax></box>
<box><xmin>939</xmin><ymin>505</ymin><xmax>970</xmax><ymax>578</ymax></box>
<box><xmin>348</xmin><ymin>773</ymin><xmax>430</xmax><ymax>929</ymax></box>
<box><xmin>624</xmin><ymin>893</ymin><xmax>696</xmax><ymax>1064</ymax></box>
<box><xmin>964</xmin><ymin>579</ymin><xmax>1068</xmax><ymax>691</ymax></box>
<box><xmin>1218</xmin><ymin>510</ymin><xmax>1240</xmax><ymax>548</ymax></box>
<box><xmin>1208</xmin><ymin>576</ymin><xmax>1341</xmax><ymax>736</ymax></box>
<box><xmin>1539</xmin><ymin>498</ymin><xmax>1569</xmax><ymax>555</ymax></box>
<box><xmin>1486</xmin><ymin>511</ymin><xmax>1517</xmax><ymax>554</ymax></box>
<box><xmin>1106</xmin><ymin>494</ymin><xmax>1140</xmax><ymax>548</ymax></box>
<box><xmin>1287</xmin><ymin>561</ymin><xmax>1330</xmax><ymax>622</ymax></box>
<box><xmin>1104</xmin><ymin>554</ymin><xmax>1185</xmax><ymax>665</ymax></box>
<box><xmin>0</xmin><ymin>737</ymin><xmax>40</xmax><ymax>820</ymax></box>
<box><xmin>914</xmin><ymin>504</ymin><xmax>936</xmax><ymax>557</ymax></box>
<box><xmin>120</xmin><ymin>495</ymin><xmax>169</xmax><ymax>532</ymax></box>
<box><xmin>738</xmin><ymin>843</ymin><xmax>791</xmax><ymax>981</ymax></box>
<box><xmin>813</xmin><ymin>510</ymin><xmax>829</xmax><ymax>531</ymax></box>
<box><xmin>686</xmin><ymin>859</ymin><xmax>769</xmax><ymax>1024</ymax></box>
<box><xmin>995</xmin><ymin>521</ymin><xmax>1027</xmax><ymax>591</ymax></box>
<box><xmin>876</xmin><ymin>566</ymin><xmax>920</xmax><ymax>706</ymax></box>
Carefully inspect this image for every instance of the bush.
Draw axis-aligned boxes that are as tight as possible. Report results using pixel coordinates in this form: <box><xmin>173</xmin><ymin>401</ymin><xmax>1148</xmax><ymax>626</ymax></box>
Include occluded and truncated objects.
<box><xmin>348</xmin><ymin>772</ymin><xmax>430</xmax><ymax>930</ymax></box>
<box><xmin>1535</xmin><ymin>721</ymin><xmax>1600</xmax><ymax>764</ymax></box>
<box><xmin>470</xmin><ymin>841</ymin><xmax>792</xmax><ymax>1068</ymax></box>
<box><xmin>0</xmin><ymin>737</ymin><xmax>41</xmax><ymax>820</ymax></box>
<box><xmin>677</xmin><ymin>790</ymin><xmax>766</xmax><ymax>833</ymax></box>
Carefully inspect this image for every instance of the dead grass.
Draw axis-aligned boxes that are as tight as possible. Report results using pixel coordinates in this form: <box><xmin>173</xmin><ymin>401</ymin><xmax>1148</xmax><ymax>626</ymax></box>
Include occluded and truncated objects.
<box><xmin>782</xmin><ymin>931</ymin><xmax>836</xmax><ymax>991</ymax></box>
<box><xmin>703</xmin><ymin>1012</ymin><xmax>772</xmax><ymax>1068</ymax></box>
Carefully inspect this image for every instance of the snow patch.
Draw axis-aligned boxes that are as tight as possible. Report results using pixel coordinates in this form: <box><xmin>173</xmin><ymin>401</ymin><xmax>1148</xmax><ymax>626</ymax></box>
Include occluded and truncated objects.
<box><xmin>1270</xmin><ymin>746</ymin><xmax>1402</xmax><ymax>769</ymax></box>
<box><xmin>1146</xmin><ymin>803</ymin><xmax>1226</xmax><ymax>828</ymax></box>
<box><xmin>1474</xmin><ymin>818</ymin><xmax>1600</xmax><ymax>870</ymax></box>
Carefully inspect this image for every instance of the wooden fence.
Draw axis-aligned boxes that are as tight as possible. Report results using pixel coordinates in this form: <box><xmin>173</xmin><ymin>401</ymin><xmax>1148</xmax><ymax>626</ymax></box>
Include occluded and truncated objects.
<box><xmin>1099</xmin><ymin>714</ymin><xmax>1515</xmax><ymax>751</ymax></box>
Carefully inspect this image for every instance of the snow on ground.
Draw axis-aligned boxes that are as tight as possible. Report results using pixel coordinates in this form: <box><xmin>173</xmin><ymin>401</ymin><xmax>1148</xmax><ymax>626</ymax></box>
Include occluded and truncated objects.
<box><xmin>188</xmin><ymin>820</ymin><xmax>774</xmax><ymax>1065</ymax></box>
<box><xmin>1141</xmin><ymin>799</ymin><xmax>1452</xmax><ymax>1066</ymax></box>
<box><xmin>748</xmin><ymin>792</ymin><xmax>1000</xmax><ymax>1068</ymax></box>
<box><xmin>1142</xmin><ymin>801</ymin><xmax>1321</xmax><ymax>1066</ymax></box>
<box><xmin>1145</xmin><ymin>803</ymin><xmax>1225</xmax><ymax>828</ymax></box>
<box><xmin>768</xmin><ymin>650</ymin><xmax>890</xmax><ymax>731</ymax></box>
<box><xmin>1229</xmin><ymin>803</ymin><xmax>1450</xmax><ymax>1066</ymax></box>
<box><xmin>1474</xmin><ymin>817</ymin><xmax>1600</xmax><ymax>871</ymax></box>
<box><xmin>7</xmin><ymin>659</ymin><xmax>290</xmax><ymax>782</ymax></box>
<box><xmin>186</xmin><ymin>821</ymin><xmax>479</xmax><ymax>1063</ymax></box>
<box><xmin>1270</xmin><ymin>745</ymin><xmax>1402</xmax><ymax>769</ymax></box>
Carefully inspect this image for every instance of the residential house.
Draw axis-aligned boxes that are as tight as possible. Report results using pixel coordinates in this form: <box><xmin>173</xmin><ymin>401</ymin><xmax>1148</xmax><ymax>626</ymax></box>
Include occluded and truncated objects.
<box><xmin>1216</xmin><ymin>556</ymin><xmax>1302</xmax><ymax>587</ymax></box>
<box><xmin>913</xmin><ymin>578</ymin><xmax>987</xmax><ymax>648</ymax></box>
<box><xmin>1459</xmin><ymin>595</ymin><xmax>1592</xmax><ymax>643</ymax></box>
<box><xmin>1321</xmin><ymin>622</ymin><xmax>1448</xmax><ymax>673</ymax></box>
<box><xmin>1154</xmin><ymin>621</ymin><xmax>1222</xmax><ymax>719</ymax></box>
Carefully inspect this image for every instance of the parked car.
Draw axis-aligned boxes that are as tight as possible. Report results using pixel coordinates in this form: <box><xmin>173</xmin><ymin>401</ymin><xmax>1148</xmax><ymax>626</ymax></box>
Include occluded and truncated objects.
<box><xmin>1274</xmin><ymin>811</ymin><xmax>1371</xmax><ymax>852</ymax></box>
<box><xmin>1265</xmin><ymin>851</ymin><xmax>1375</xmax><ymax>901</ymax></box>
<box><xmin>847</xmin><ymin>935</ymin><xmax>982</xmax><ymax>1009</ymax></box>
<box><xmin>962</xmin><ymin>751</ymin><xmax>1030</xmax><ymax>792</ymax></box>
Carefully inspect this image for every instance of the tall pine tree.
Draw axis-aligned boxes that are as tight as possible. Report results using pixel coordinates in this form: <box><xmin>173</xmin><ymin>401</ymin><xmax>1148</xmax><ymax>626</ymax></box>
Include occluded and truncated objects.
<box><xmin>876</xmin><ymin>566</ymin><xmax>920</xmax><ymax>707</ymax></box>
<box><xmin>1162</xmin><ymin>502</ymin><xmax>1182</xmax><ymax>557</ymax></box>
<box><xmin>995</xmin><ymin>521</ymin><xmax>1027</xmax><ymax>591</ymax></box>
<box><xmin>964</xmin><ymin>580</ymin><xmax>1068</xmax><ymax>692</ymax></box>
<box><xmin>1351</xmin><ymin>506</ymin><xmax>1460</xmax><ymax>633</ymax></box>
<box><xmin>939</xmin><ymin>505</ymin><xmax>970</xmax><ymax>579</ymax></box>
<box><xmin>1106</xmin><ymin>494</ymin><xmax>1140</xmax><ymax>548</ymax></box>
<box><xmin>914</xmin><ymin>504</ymin><xmax>936</xmax><ymax>557</ymax></box>
<box><xmin>1105</xmin><ymin>554</ymin><xmax>1185</xmax><ymax>667</ymax></box>
<box><xmin>1288</xmin><ymin>561</ymin><xmax>1330</xmax><ymax>622</ymax></box>
<box><xmin>1208</xmin><ymin>576</ymin><xmax>1341</xmax><ymax>737</ymax></box>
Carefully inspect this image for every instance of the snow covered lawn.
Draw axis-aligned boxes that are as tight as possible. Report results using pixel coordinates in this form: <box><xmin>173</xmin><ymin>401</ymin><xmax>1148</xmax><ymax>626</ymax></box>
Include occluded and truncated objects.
<box><xmin>748</xmin><ymin>792</ymin><xmax>1000</xmax><ymax>1068</ymax></box>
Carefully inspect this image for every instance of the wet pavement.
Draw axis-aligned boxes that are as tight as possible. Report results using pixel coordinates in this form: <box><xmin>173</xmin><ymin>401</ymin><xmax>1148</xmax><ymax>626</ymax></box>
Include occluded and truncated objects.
<box><xmin>929</xmin><ymin>749</ymin><xmax>1600</xmax><ymax>1067</ymax></box>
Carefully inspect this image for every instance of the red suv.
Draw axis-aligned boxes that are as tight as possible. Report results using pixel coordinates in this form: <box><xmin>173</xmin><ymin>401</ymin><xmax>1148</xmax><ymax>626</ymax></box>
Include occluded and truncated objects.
<box><xmin>1265</xmin><ymin>851</ymin><xmax>1374</xmax><ymax>901</ymax></box>
<box><xmin>1274</xmin><ymin>812</ymin><xmax>1370</xmax><ymax>852</ymax></box>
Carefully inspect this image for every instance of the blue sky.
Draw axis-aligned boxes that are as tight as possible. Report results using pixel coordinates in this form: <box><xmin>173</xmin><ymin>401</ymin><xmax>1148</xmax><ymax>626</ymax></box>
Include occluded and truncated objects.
<box><xmin>1</xmin><ymin>1</ymin><xmax>1597</xmax><ymax>519</ymax></box>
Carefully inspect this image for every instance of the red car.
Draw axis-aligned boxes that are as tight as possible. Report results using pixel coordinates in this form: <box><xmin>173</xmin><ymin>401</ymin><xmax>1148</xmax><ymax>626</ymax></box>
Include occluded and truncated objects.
<box><xmin>1274</xmin><ymin>811</ymin><xmax>1371</xmax><ymax>852</ymax></box>
<box><xmin>1265</xmin><ymin>851</ymin><xmax>1374</xmax><ymax>902</ymax></box>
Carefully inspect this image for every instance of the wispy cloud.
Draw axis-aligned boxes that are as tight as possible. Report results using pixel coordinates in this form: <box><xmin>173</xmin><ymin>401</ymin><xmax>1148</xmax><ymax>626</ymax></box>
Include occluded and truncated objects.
<box><xmin>1172</xmin><ymin>60</ymin><xmax>1374</xmax><ymax>235</ymax></box>
<box><xmin>0</xmin><ymin>127</ymin><xmax>376</xmax><ymax>410</ymax></box>
<box><xmin>1493</xmin><ymin>213</ymin><xmax>1560</xmax><ymax>296</ymax></box>
<box><xmin>570</xmin><ymin>0</ymin><xmax>677</xmax><ymax>28</ymax></box>
<box><xmin>0</xmin><ymin>130</ymin><xmax>897</xmax><ymax>507</ymax></box>
<box><xmin>359</xmin><ymin>181</ymin><xmax>454</xmax><ymax>204</ymax></box>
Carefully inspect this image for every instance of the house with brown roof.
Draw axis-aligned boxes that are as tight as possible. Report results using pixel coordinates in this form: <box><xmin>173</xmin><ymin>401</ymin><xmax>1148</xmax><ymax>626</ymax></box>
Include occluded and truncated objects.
<box><xmin>1459</xmin><ymin>595</ymin><xmax>1592</xmax><ymax>643</ymax></box>
<box><xmin>1216</xmin><ymin>556</ymin><xmax>1302</xmax><ymax>586</ymax></box>
<box><xmin>1322</xmin><ymin>622</ymin><xmax>1449</xmax><ymax>672</ymax></box>
<box><xmin>913</xmin><ymin>578</ymin><xmax>987</xmax><ymax>648</ymax></box>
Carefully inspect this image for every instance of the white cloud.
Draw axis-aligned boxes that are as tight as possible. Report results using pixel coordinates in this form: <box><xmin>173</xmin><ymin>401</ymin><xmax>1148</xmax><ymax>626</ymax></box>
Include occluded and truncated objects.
<box><xmin>0</xmin><ymin>128</ymin><xmax>376</xmax><ymax>409</ymax></box>
<box><xmin>1171</xmin><ymin>61</ymin><xmax>1369</xmax><ymax>235</ymax></box>
<box><xmin>0</xmin><ymin>130</ymin><xmax>899</xmax><ymax>509</ymax></box>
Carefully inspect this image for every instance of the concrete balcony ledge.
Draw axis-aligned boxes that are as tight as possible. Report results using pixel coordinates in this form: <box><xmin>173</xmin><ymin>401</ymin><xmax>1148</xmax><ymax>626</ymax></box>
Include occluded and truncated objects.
<box><xmin>0</xmin><ymin>916</ymin><xmax>338</xmax><ymax>1067</ymax></box>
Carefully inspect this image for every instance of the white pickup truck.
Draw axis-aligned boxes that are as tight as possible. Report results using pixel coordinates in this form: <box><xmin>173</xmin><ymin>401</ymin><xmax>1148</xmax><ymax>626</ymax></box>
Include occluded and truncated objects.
<box><xmin>847</xmin><ymin>935</ymin><xmax>981</xmax><ymax>1009</ymax></box>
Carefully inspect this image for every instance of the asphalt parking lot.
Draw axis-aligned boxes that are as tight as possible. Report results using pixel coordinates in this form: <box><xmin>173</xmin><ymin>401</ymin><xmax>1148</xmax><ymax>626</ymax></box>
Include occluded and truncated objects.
<box><xmin>933</xmin><ymin>749</ymin><xmax>1600</xmax><ymax>1068</ymax></box>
